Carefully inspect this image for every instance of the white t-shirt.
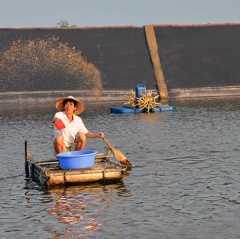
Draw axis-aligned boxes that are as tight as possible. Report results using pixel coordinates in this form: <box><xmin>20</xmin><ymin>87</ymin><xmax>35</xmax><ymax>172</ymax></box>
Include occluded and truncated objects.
<box><xmin>53</xmin><ymin>111</ymin><xmax>88</xmax><ymax>147</ymax></box>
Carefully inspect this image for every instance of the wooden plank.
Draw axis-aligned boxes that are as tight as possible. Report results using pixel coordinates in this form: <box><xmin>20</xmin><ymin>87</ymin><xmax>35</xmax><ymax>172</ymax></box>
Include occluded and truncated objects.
<box><xmin>145</xmin><ymin>25</ymin><xmax>169</xmax><ymax>100</ymax></box>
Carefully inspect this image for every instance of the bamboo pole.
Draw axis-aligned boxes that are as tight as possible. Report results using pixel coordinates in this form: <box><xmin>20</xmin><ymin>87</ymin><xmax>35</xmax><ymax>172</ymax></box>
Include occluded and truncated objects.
<box><xmin>144</xmin><ymin>25</ymin><xmax>169</xmax><ymax>100</ymax></box>
<box><xmin>25</xmin><ymin>140</ymin><xmax>30</xmax><ymax>178</ymax></box>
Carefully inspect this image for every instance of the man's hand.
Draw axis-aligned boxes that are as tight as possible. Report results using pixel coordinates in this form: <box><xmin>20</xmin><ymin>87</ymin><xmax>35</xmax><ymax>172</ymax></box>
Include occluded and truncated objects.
<box><xmin>99</xmin><ymin>132</ymin><xmax>104</xmax><ymax>139</ymax></box>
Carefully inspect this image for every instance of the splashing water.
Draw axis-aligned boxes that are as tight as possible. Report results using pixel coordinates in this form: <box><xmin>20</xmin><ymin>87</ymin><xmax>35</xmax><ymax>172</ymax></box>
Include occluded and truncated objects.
<box><xmin>0</xmin><ymin>36</ymin><xmax>102</xmax><ymax>98</ymax></box>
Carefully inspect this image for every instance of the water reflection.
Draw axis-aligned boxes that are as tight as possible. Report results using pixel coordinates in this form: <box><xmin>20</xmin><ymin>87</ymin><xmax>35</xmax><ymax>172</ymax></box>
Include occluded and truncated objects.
<box><xmin>44</xmin><ymin>182</ymin><xmax>129</xmax><ymax>238</ymax></box>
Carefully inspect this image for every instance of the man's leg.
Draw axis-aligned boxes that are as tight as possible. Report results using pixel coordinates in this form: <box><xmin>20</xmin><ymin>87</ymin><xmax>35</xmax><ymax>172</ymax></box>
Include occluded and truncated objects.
<box><xmin>54</xmin><ymin>135</ymin><xmax>65</xmax><ymax>154</ymax></box>
<box><xmin>75</xmin><ymin>132</ymin><xmax>86</xmax><ymax>150</ymax></box>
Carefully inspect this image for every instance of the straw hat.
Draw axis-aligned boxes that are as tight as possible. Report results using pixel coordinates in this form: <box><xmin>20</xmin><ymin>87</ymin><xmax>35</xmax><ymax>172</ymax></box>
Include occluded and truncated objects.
<box><xmin>55</xmin><ymin>96</ymin><xmax>84</xmax><ymax>115</ymax></box>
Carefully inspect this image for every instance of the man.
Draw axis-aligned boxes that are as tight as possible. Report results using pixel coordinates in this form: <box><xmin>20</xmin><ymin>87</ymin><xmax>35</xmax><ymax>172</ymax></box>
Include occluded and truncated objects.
<box><xmin>53</xmin><ymin>95</ymin><xmax>104</xmax><ymax>154</ymax></box>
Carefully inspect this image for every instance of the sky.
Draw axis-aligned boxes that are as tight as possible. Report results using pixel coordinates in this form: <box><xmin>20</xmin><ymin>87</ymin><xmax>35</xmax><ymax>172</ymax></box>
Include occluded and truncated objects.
<box><xmin>0</xmin><ymin>0</ymin><xmax>240</xmax><ymax>28</ymax></box>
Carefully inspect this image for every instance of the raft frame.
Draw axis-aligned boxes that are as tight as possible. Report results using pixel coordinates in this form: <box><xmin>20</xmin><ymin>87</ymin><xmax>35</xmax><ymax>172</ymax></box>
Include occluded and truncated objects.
<box><xmin>25</xmin><ymin>141</ymin><xmax>127</xmax><ymax>187</ymax></box>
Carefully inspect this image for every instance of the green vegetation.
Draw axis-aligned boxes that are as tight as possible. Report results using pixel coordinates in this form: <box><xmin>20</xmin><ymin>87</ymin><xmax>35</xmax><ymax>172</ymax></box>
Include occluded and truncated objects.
<box><xmin>57</xmin><ymin>20</ymin><xmax>78</xmax><ymax>28</ymax></box>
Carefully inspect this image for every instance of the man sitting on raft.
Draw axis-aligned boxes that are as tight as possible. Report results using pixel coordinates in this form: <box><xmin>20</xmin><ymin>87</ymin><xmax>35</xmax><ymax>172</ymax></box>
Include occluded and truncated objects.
<box><xmin>53</xmin><ymin>95</ymin><xmax>104</xmax><ymax>154</ymax></box>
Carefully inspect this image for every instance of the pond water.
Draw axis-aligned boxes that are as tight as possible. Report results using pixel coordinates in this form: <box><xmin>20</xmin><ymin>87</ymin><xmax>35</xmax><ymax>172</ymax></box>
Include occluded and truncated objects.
<box><xmin>1</xmin><ymin>96</ymin><xmax>240</xmax><ymax>238</ymax></box>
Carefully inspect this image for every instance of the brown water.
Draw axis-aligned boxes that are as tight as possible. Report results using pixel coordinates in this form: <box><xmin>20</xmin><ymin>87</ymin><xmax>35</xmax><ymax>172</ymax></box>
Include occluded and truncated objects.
<box><xmin>1</xmin><ymin>97</ymin><xmax>240</xmax><ymax>238</ymax></box>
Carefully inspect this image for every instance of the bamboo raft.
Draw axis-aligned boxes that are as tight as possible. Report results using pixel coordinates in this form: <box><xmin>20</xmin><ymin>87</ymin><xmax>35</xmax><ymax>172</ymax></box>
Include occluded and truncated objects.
<box><xmin>25</xmin><ymin>141</ymin><xmax>127</xmax><ymax>187</ymax></box>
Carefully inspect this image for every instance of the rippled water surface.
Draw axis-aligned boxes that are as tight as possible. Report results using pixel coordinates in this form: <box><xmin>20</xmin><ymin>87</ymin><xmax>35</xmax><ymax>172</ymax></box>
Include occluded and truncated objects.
<box><xmin>1</xmin><ymin>97</ymin><xmax>240</xmax><ymax>238</ymax></box>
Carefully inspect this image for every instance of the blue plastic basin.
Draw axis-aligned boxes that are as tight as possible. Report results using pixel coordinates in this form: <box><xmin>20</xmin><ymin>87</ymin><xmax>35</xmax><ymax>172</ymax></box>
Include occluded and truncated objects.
<box><xmin>56</xmin><ymin>150</ymin><xmax>97</xmax><ymax>170</ymax></box>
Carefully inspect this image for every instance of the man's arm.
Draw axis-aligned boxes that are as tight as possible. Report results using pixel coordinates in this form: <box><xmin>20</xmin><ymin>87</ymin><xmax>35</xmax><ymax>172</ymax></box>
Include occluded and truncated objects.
<box><xmin>86</xmin><ymin>131</ymin><xmax>104</xmax><ymax>139</ymax></box>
